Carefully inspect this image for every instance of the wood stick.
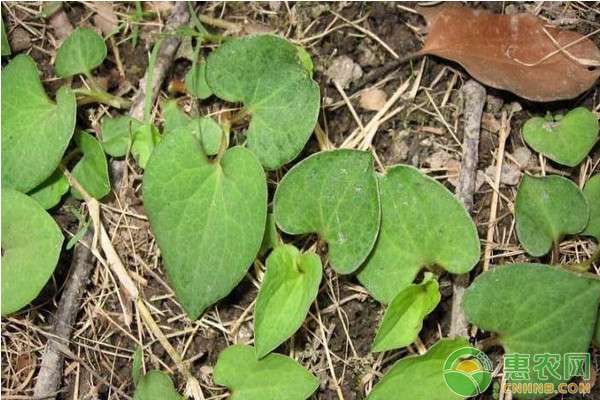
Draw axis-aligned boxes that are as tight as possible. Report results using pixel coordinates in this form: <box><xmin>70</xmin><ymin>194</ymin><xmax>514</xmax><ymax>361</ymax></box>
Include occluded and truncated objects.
<box><xmin>449</xmin><ymin>80</ymin><xmax>486</xmax><ymax>339</ymax></box>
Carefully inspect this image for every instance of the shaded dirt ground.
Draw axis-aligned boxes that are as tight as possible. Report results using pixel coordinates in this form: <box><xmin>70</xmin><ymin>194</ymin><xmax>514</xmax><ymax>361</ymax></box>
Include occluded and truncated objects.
<box><xmin>1</xmin><ymin>2</ymin><xmax>599</xmax><ymax>400</ymax></box>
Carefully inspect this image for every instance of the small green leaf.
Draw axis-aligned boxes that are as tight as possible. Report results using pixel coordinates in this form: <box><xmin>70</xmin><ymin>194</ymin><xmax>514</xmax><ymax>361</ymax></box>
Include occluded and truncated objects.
<box><xmin>214</xmin><ymin>344</ymin><xmax>319</xmax><ymax>400</ymax></box>
<box><xmin>132</xmin><ymin>346</ymin><xmax>143</xmax><ymax>387</ymax></box>
<box><xmin>1</xmin><ymin>188</ymin><xmax>64</xmax><ymax>315</ymax></box>
<box><xmin>274</xmin><ymin>149</ymin><xmax>380</xmax><ymax>274</ymax></box>
<box><xmin>132</xmin><ymin>124</ymin><xmax>162</xmax><ymax>169</ymax></box>
<box><xmin>259</xmin><ymin>213</ymin><xmax>279</xmax><ymax>256</ymax></box>
<box><xmin>582</xmin><ymin>174</ymin><xmax>600</xmax><ymax>241</ymax></box>
<box><xmin>162</xmin><ymin>100</ymin><xmax>226</xmax><ymax>156</ymax></box>
<box><xmin>515</xmin><ymin>175</ymin><xmax>588</xmax><ymax>257</ymax></box>
<box><xmin>28</xmin><ymin>168</ymin><xmax>69</xmax><ymax>209</ymax></box>
<box><xmin>163</xmin><ymin>100</ymin><xmax>190</xmax><ymax>136</ymax></box>
<box><xmin>372</xmin><ymin>274</ymin><xmax>440</xmax><ymax>353</ymax></box>
<box><xmin>134</xmin><ymin>370</ymin><xmax>184</xmax><ymax>400</ymax></box>
<box><xmin>366</xmin><ymin>338</ymin><xmax>469</xmax><ymax>400</ymax></box>
<box><xmin>1</xmin><ymin>55</ymin><xmax>76</xmax><ymax>193</ymax></box>
<box><xmin>144</xmin><ymin>129</ymin><xmax>267</xmax><ymax>319</ymax></box>
<box><xmin>2</xmin><ymin>17</ymin><xmax>11</xmax><ymax>56</ymax></box>
<box><xmin>185</xmin><ymin>62</ymin><xmax>212</xmax><ymax>99</ymax></box>
<box><xmin>523</xmin><ymin>108</ymin><xmax>598</xmax><ymax>167</ymax></box>
<box><xmin>463</xmin><ymin>264</ymin><xmax>600</xmax><ymax>399</ymax></box>
<box><xmin>71</xmin><ymin>131</ymin><xmax>111</xmax><ymax>200</ymax></box>
<box><xmin>55</xmin><ymin>27</ymin><xmax>107</xmax><ymax>77</ymax></box>
<box><xmin>206</xmin><ymin>35</ymin><xmax>320</xmax><ymax>170</ymax></box>
<box><xmin>255</xmin><ymin>245</ymin><xmax>322</xmax><ymax>358</ymax></box>
<box><xmin>101</xmin><ymin>116</ymin><xmax>142</xmax><ymax>157</ymax></box>
<box><xmin>357</xmin><ymin>165</ymin><xmax>480</xmax><ymax>304</ymax></box>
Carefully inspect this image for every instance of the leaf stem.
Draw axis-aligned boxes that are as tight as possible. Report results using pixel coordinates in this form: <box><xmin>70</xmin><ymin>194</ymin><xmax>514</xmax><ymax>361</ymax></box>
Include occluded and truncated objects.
<box><xmin>568</xmin><ymin>245</ymin><xmax>600</xmax><ymax>273</ymax></box>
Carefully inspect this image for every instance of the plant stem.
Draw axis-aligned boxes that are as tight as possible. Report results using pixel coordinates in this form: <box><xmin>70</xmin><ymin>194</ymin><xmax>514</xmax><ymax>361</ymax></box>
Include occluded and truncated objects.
<box><xmin>74</xmin><ymin>88</ymin><xmax>131</xmax><ymax>109</ymax></box>
<box><xmin>568</xmin><ymin>245</ymin><xmax>600</xmax><ymax>272</ymax></box>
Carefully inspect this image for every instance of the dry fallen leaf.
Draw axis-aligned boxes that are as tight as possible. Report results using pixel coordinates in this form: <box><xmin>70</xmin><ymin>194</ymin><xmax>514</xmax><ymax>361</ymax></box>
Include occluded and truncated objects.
<box><xmin>92</xmin><ymin>2</ymin><xmax>118</xmax><ymax>36</ymax></box>
<box><xmin>417</xmin><ymin>5</ymin><xmax>600</xmax><ymax>102</ymax></box>
<box><xmin>360</xmin><ymin>88</ymin><xmax>387</xmax><ymax>111</ymax></box>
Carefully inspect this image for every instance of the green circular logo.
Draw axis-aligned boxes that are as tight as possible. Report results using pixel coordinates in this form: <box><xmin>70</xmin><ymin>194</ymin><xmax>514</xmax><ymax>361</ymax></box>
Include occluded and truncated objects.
<box><xmin>443</xmin><ymin>347</ymin><xmax>493</xmax><ymax>396</ymax></box>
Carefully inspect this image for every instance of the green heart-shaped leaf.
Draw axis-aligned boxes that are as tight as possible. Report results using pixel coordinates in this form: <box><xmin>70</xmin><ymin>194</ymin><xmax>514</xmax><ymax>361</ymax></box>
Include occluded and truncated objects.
<box><xmin>515</xmin><ymin>175</ymin><xmax>588</xmax><ymax>257</ymax></box>
<box><xmin>357</xmin><ymin>165</ymin><xmax>480</xmax><ymax>304</ymax></box>
<box><xmin>55</xmin><ymin>27</ymin><xmax>107</xmax><ymax>77</ymax></box>
<box><xmin>582</xmin><ymin>174</ymin><xmax>600</xmax><ymax>241</ymax></box>
<box><xmin>71</xmin><ymin>131</ymin><xmax>111</xmax><ymax>200</ymax></box>
<box><xmin>366</xmin><ymin>338</ymin><xmax>469</xmax><ymax>400</ymax></box>
<box><xmin>463</xmin><ymin>264</ymin><xmax>600</xmax><ymax>399</ymax></box>
<box><xmin>206</xmin><ymin>34</ymin><xmax>320</xmax><ymax>170</ymax></box>
<box><xmin>274</xmin><ymin>149</ymin><xmax>380</xmax><ymax>274</ymax></box>
<box><xmin>1</xmin><ymin>188</ymin><xmax>64</xmax><ymax>315</ymax></box>
<box><xmin>1</xmin><ymin>54</ymin><xmax>76</xmax><ymax>193</ymax></box>
<box><xmin>214</xmin><ymin>344</ymin><xmax>319</xmax><ymax>400</ymax></box>
<box><xmin>255</xmin><ymin>245</ymin><xmax>322</xmax><ymax>358</ymax></box>
<box><xmin>28</xmin><ymin>168</ymin><xmax>69</xmax><ymax>209</ymax></box>
<box><xmin>372</xmin><ymin>273</ymin><xmax>440</xmax><ymax>353</ymax></box>
<box><xmin>134</xmin><ymin>370</ymin><xmax>184</xmax><ymax>400</ymax></box>
<box><xmin>101</xmin><ymin>116</ymin><xmax>142</xmax><ymax>157</ymax></box>
<box><xmin>185</xmin><ymin>62</ymin><xmax>212</xmax><ymax>100</ymax></box>
<box><xmin>523</xmin><ymin>108</ymin><xmax>598</xmax><ymax>167</ymax></box>
<box><xmin>144</xmin><ymin>129</ymin><xmax>267</xmax><ymax>319</ymax></box>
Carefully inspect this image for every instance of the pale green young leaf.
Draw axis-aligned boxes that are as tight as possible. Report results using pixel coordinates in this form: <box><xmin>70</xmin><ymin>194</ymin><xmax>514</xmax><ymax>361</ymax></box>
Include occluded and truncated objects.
<box><xmin>274</xmin><ymin>149</ymin><xmax>380</xmax><ymax>274</ymax></box>
<box><xmin>214</xmin><ymin>344</ymin><xmax>319</xmax><ymax>400</ymax></box>
<box><xmin>206</xmin><ymin>34</ymin><xmax>320</xmax><ymax>170</ymax></box>
<box><xmin>515</xmin><ymin>175</ymin><xmax>588</xmax><ymax>256</ymax></box>
<box><xmin>28</xmin><ymin>168</ymin><xmax>69</xmax><ymax>209</ymax></box>
<box><xmin>101</xmin><ymin>116</ymin><xmax>142</xmax><ymax>157</ymax></box>
<box><xmin>1</xmin><ymin>188</ymin><xmax>64</xmax><ymax>315</ymax></box>
<box><xmin>259</xmin><ymin>213</ymin><xmax>279</xmax><ymax>256</ymax></box>
<box><xmin>134</xmin><ymin>370</ymin><xmax>184</xmax><ymax>400</ymax></box>
<box><xmin>132</xmin><ymin>124</ymin><xmax>162</xmax><ymax>169</ymax></box>
<box><xmin>255</xmin><ymin>245</ymin><xmax>322</xmax><ymax>358</ymax></box>
<box><xmin>463</xmin><ymin>263</ymin><xmax>600</xmax><ymax>399</ymax></box>
<box><xmin>2</xmin><ymin>17</ymin><xmax>10</xmax><ymax>56</ymax></box>
<box><xmin>582</xmin><ymin>174</ymin><xmax>600</xmax><ymax>240</ymax></box>
<box><xmin>55</xmin><ymin>27</ymin><xmax>107</xmax><ymax>77</ymax></box>
<box><xmin>1</xmin><ymin>55</ymin><xmax>76</xmax><ymax>193</ymax></box>
<box><xmin>523</xmin><ymin>108</ymin><xmax>598</xmax><ymax>167</ymax></box>
<box><xmin>185</xmin><ymin>62</ymin><xmax>212</xmax><ymax>99</ymax></box>
<box><xmin>372</xmin><ymin>274</ymin><xmax>440</xmax><ymax>353</ymax></box>
<box><xmin>357</xmin><ymin>165</ymin><xmax>480</xmax><ymax>304</ymax></box>
<box><xmin>144</xmin><ymin>129</ymin><xmax>267</xmax><ymax>319</ymax></box>
<box><xmin>71</xmin><ymin>131</ymin><xmax>111</xmax><ymax>200</ymax></box>
<box><xmin>367</xmin><ymin>338</ymin><xmax>469</xmax><ymax>400</ymax></box>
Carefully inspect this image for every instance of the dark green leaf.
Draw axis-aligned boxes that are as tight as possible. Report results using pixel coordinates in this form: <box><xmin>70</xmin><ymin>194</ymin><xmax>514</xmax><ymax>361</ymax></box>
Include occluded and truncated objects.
<box><xmin>101</xmin><ymin>116</ymin><xmax>142</xmax><ymax>157</ymax></box>
<box><xmin>71</xmin><ymin>131</ymin><xmax>111</xmax><ymax>200</ymax></box>
<box><xmin>28</xmin><ymin>168</ymin><xmax>69</xmax><ymax>209</ymax></box>
<box><xmin>185</xmin><ymin>62</ymin><xmax>212</xmax><ymax>99</ymax></box>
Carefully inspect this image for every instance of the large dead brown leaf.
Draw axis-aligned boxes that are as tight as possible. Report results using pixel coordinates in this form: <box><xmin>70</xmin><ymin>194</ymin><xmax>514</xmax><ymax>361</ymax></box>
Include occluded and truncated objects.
<box><xmin>417</xmin><ymin>5</ymin><xmax>600</xmax><ymax>102</ymax></box>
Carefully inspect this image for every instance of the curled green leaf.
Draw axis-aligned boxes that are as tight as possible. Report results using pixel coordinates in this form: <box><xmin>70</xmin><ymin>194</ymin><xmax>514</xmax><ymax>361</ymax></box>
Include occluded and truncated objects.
<box><xmin>255</xmin><ymin>245</ymin><xmax>322</xmax><ymax>358</ymax></box>
<box><xmin>372</xmin><ymin>274</ymin><xmax>440</xmax><ymax>353</ymax></box>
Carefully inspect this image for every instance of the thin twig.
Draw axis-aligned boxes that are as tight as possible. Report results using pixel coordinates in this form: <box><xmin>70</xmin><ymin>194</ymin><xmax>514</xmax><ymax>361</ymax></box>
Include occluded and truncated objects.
<box><xmin>449</xmin><ymin>80</ymin><xmax>486</xmax><ymax>339</ymax></box>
